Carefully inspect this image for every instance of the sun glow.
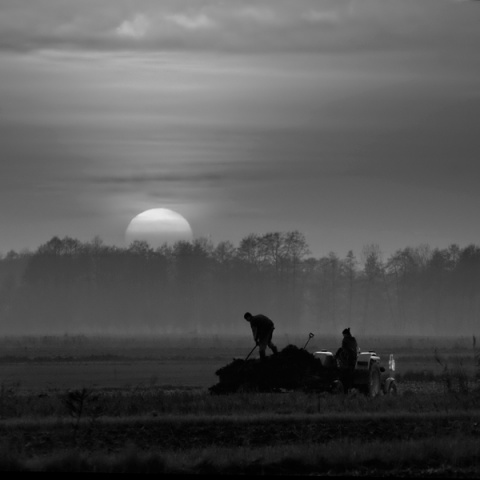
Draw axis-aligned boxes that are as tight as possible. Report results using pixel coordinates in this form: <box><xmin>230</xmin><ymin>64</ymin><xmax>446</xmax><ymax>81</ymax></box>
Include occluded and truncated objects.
<box><xmin>125</xmin><ymin>208</ymin><xmax>193</xmax><ymax>248</ymax></box>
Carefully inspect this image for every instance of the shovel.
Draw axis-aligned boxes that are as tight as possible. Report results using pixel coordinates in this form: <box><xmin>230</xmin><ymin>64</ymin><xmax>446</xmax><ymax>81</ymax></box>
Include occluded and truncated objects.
<box><xmin>303</xmin><ymin>332</ymin><xmax>314</xmax><ymax>350</ymax></box>
<box><xmin>245</xmin><ymin>343</ymin><xmax>258</xmax><ymax>361</ymax></box>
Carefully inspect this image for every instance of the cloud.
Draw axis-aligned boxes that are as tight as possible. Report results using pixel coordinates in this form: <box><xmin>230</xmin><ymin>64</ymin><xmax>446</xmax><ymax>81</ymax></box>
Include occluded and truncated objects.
<box><xmin>91</xmin><ymin>171</ymin><xmax>226</xmax><ymax>186</ymax></box>
<box><xmin>301</xmin><ymin>9</ymin><xmax>340</xmax><ymax>25</ymax></box>
<box><xmin>116</xmin><ymin>14</ymin><xmax>150</xmax><ymax>39</ymax></box>
<box><xmin>3</xmin><ymin>0</ymin><xmax>476</xmax><ymax>54</ymax></box>
<box><xmin>164</xmin><ymin>13</ymin><xmax>216</xmax><ymax>30</ymax></box>
<box><xmin>236</xmin><ymin>6</ymin><xmax>280</xmax><ymax>24</ymax></box>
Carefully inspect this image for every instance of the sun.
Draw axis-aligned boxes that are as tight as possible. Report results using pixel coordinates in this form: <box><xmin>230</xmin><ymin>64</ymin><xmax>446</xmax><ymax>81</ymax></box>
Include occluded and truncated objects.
<box><xmin>125</xmin><ymin>208</ymin><xmax>193</xmax><ymax>248</ymax></box>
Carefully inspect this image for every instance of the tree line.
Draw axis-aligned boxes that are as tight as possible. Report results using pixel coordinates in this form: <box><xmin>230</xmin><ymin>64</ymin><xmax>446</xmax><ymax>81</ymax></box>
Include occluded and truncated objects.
<box><xmin>0</xmin><ymin>233</ymin><xmax>479</xmax><ymax>336</ymax></box>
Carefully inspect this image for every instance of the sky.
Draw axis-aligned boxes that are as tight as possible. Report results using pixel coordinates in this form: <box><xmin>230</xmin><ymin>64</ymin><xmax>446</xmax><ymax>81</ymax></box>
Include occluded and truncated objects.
<box><xmin>0</xmin><ymin>0</ymin><xmax>479</xmax><ymax>260</ymax></box>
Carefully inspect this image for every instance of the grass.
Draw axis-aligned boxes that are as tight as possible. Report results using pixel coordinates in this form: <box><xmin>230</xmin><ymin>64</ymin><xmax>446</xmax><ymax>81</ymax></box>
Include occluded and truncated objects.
<box><xmin>0</xmin><ymin>333</ymin><xmax>479</xmax><ymax>475</ymax></box>
<box><xmin>1</xmin><ymin>435</ymin><xmax>478</xmax><ymax>474</ymax></box>
<box><xmin>0</xmin><ymin>379</ymin><xmax>479</xmax><ymax>420</ymax></box>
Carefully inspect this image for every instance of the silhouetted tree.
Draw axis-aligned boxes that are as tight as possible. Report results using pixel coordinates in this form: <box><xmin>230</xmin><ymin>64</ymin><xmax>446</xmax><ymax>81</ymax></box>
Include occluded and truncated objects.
<box><xmin>2</xmin><ymin>234</ymin><xmax>480</xmax><ymax>336</ymax></box>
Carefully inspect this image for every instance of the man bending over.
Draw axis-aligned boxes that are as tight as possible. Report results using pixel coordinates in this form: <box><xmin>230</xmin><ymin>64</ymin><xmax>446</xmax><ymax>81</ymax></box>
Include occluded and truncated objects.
<box><xmin>244</xmin><ymin>312</ymin><xmax>278</xmax><ymax>361</ymax></box>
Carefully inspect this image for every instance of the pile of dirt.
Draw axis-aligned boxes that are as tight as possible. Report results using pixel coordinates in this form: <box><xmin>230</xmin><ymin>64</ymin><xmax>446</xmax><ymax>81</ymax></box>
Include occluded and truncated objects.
<box><xmin>209</xmin><ymin>344</ymin><xmax>333</xmax><ymax>394</ymax></box>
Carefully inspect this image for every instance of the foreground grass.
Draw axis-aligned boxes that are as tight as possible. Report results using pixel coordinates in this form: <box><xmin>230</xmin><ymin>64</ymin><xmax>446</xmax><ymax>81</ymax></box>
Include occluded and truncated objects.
<box><xmin>0</xmin><ymin>390</ymin><xmax>479</xmax><ymax>475</ymax></box>
<box><xmin>0</xmin><ymin>435</ymin><xmax>478</xmax><ymax>475</ymax></box>
<box><xmin>1</xmin><ymin>410</ymin><xmax>480</xmax><ymax>474</ymax></box>
<box><xmin>0</xmin><ymin>382</ymin><xmax>480</xmax><ymax>420</ymax></box>
<box><xmin>2</xmin><ymin>384</ymin><xmax>480</xmax><ymax>420</ymax></box>
<box><xmin>0</xmin><ymin>333</ymin><xmax>478</xmax><ymax>474</ymax></box>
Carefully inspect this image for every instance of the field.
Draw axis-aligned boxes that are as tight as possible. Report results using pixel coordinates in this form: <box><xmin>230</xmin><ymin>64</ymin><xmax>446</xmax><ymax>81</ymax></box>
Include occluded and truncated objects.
<box><xmin>0</xmin><ymin>333</ymin><xmax>479</xmax><ymax>476</ymax></box>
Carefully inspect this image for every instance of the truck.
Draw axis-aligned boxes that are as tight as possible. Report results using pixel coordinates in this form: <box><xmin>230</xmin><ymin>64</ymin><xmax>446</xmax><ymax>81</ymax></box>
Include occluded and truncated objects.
<box><xmin>209</xmin><ymin>344</ymin><xmax>397</xmax><ymax>396</ymax></box>
<box><xmin>313</xmin><ymin>349</ymin><xmax>397</xmax><ymax>396</ymax></box>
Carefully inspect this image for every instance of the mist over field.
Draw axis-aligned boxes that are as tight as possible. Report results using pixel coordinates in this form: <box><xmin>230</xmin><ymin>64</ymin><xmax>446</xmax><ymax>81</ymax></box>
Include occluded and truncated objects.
<box><xmin>1</xmin><ymin>233</ymin><xmax>479</xmax><ymax>338</ymax></box>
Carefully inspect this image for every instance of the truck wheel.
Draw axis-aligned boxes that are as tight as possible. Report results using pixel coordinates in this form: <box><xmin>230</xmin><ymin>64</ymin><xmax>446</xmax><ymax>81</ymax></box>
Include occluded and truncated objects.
<box><xmin>386</xmin><ymin>381</ymin><xmax>397</xmax><ymax>395</ymax></box>
<box><xmin>368</xmin><ymin>364</ymin><xmax>381</xmax><ymax>397</ymax></box>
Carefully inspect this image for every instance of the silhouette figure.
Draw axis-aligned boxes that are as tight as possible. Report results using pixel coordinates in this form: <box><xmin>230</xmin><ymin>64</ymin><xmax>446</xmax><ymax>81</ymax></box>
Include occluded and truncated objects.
<box><xmin>244</xmin><ymin>312</ymin><xmax>278</xmax><ymax>361</ymax></box>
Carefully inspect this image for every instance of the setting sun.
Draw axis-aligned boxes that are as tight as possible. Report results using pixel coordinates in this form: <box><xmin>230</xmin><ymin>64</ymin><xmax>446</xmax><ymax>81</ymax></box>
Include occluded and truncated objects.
<box><xmin>125</xmin><ymin>208</ymin><xmax>193</xmax><ymax>248</ymax></box>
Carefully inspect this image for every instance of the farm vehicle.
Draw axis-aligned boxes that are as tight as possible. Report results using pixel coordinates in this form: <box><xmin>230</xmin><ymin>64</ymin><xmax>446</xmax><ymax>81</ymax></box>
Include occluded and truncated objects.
<box><xmin>314</xmin><ymin>349</ymin><xmax>397</xmax><ymax>396</ymax></box>
<box><xmin>209</xmin><ymin>342</ymin><xmax>396</xmax><ymax>396</ymax></box>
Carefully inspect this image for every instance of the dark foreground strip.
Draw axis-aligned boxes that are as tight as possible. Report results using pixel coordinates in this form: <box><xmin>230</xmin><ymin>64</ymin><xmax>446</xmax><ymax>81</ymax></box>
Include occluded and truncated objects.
<box><xmin>1</xmin><ymin>412</ymin><xmax>479</xmax><ymax>455</ymax></box>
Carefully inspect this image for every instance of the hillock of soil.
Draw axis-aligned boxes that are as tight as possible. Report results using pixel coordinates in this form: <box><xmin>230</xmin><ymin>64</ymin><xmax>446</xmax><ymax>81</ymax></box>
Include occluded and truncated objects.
<box><xmin>209</xmin><ymin>345</ymin><xmax>338</xmax><ymax>394</ymax></box>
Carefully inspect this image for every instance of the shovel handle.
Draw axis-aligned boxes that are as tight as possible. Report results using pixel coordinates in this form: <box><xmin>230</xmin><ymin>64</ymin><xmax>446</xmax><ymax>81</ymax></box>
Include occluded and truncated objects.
<box><xmin>303</xmin><ymin>333</ymin><xmax>315</xmax><ymax>349</ymax></box>
<box><xmin>245</xmin><ymin>344</ymin><xmax>258</xmax><ymax>361</ymax></box>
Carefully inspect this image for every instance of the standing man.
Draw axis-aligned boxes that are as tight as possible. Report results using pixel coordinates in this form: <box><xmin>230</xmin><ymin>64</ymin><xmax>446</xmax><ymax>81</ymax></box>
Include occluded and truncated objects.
<box><xmin>335</xmin><ymin>327</ymin><xmax>360</xmax><ymax>368</ymax></box>
<box><xmin>335</xmin><ymin>327</ymin><xmax>360</xmax><ymax>393</ymax></box>
<box><xmin>244</xmin><ymin>312</ymin><xmax>278</xmax><ymax>361</ymax></box>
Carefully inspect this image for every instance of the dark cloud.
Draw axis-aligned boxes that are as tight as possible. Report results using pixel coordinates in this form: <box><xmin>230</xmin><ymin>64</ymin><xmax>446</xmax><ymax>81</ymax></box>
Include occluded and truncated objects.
<box><xmin>88</xmin><ymin>149</ymin><xmax>280</xmax><ymax>190</ymax></box>
<box><xmin>92</xmin><ymin>172</ymin><xmax>224</xmax><ymax>185</ymax></box>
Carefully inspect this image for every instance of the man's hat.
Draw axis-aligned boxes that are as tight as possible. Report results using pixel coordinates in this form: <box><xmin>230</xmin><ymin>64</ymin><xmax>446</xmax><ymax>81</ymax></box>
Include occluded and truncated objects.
<box><xmin>342</xmin><ymin>328</ymin><xmax>350</xmax><ymax>335</ymax></box>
